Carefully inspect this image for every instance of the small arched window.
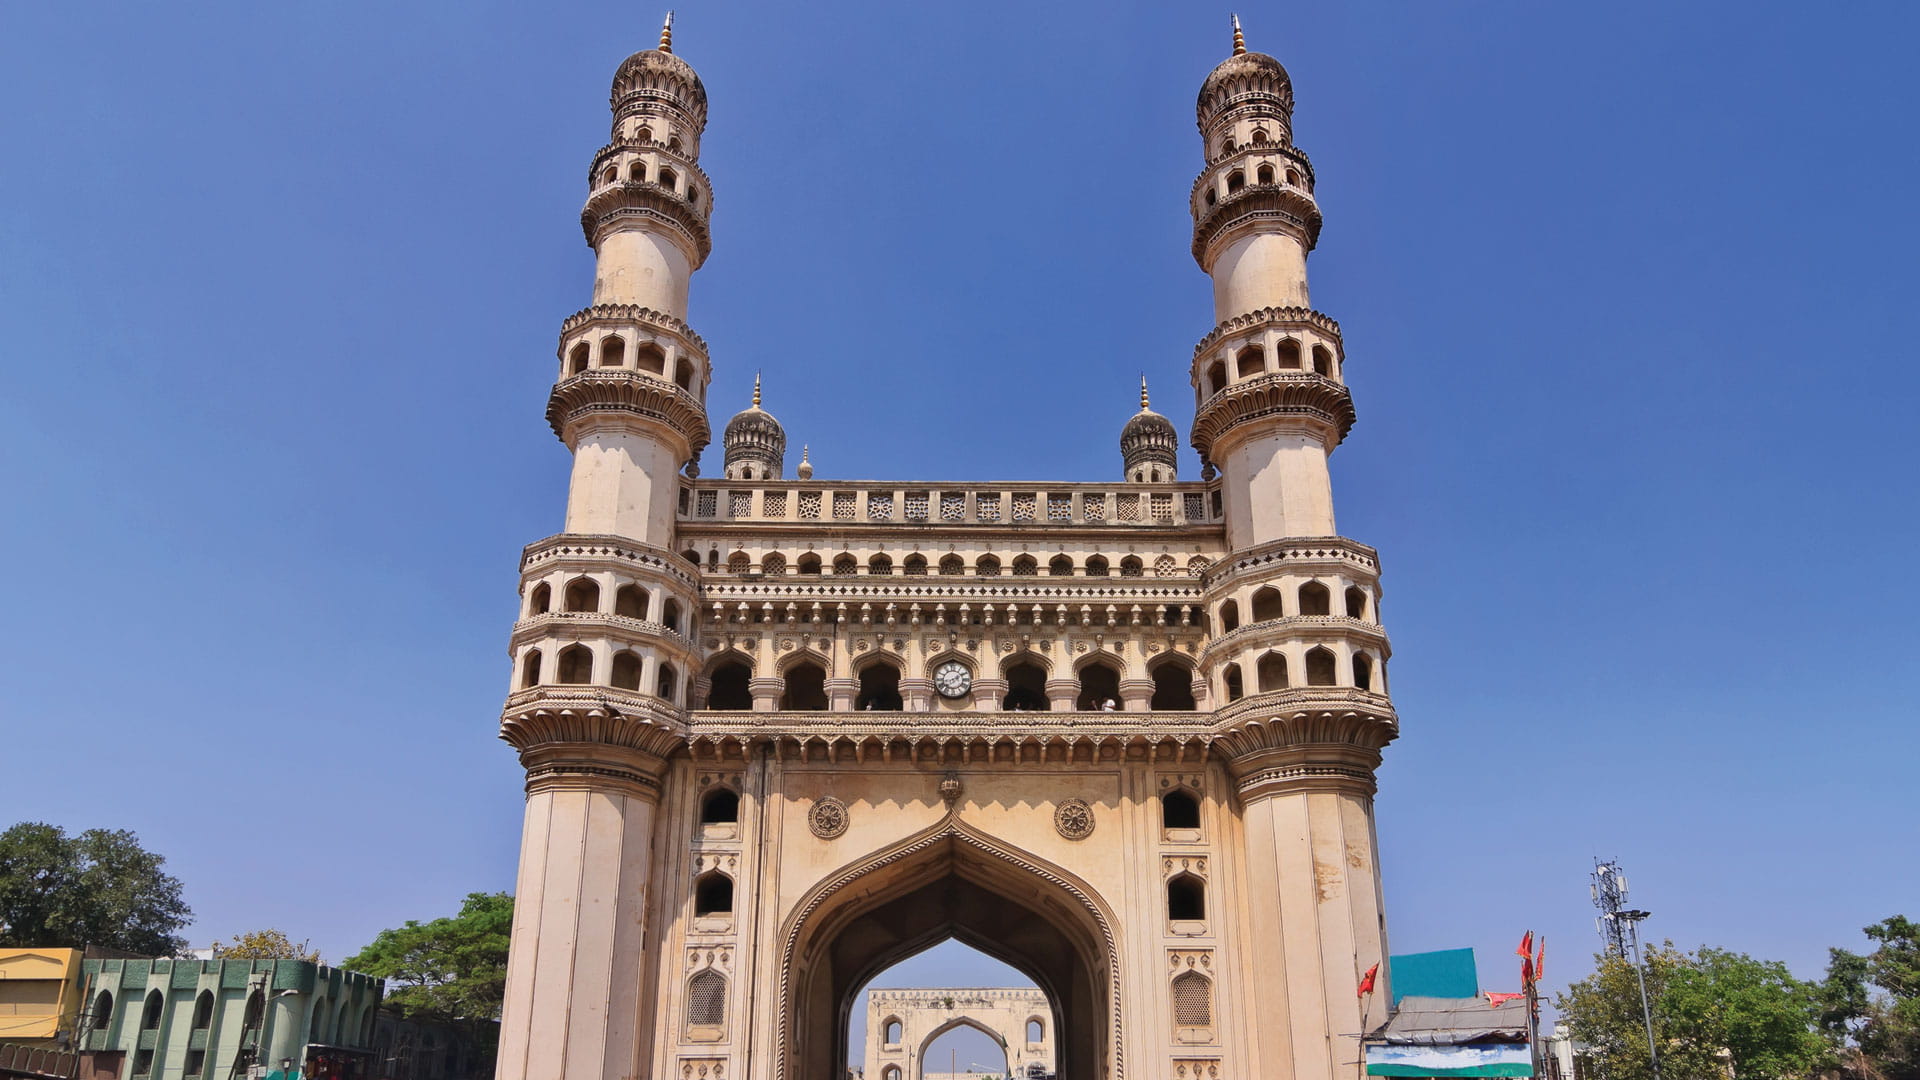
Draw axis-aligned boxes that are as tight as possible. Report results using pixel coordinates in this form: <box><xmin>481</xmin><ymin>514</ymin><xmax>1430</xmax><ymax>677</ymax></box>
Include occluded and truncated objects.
<box><xmin>727</xmin><ymin>551</ymin><xmax>750</xmax><ymax>574</ymax></box>
<box><xmin>611</xmin><ymin>651</ymin><xmax>642</xmax><ymax>691</ymax></box>
<box><xmin>782</xmin><ymin>660</ymin><xmax>828</xmax><ymax>710</ymax></box>
<box><xmin>884</xmin><ymin>1020</ymin><xmax>903</xmax><ymax>1045</ymax></box>
<box><xmin>1344</xmin><ymin>586</ymin><xmax>1368</xmax><ymax>620</ymax></box>
<box><xmin>1206</xmin><ymin>359</ymin><xmax>1228</xmax><ymax>396</ymax></box>
<box><xmin>797</xmin><ymin>553</ymin><xmax>822</xmax><ymax>575</ymax></box>
<box><xmin>686</xmin><ymin>970</ymin><xmax>725</xmax><ymax>1029</ymax></box>
<box><xmin>976</xmin><ymin>555</ymin><xmax>1001</xmax><ymax>577</ymax></box>
<box><xmin>1120</xmin><ymin>556</ymin><xmax>1143</xmax><ymax>578</ymax></box>
<box><xmin>599</xmin><ymin>337</ymin><xmax>626</xmax><ymax>367</ymax></box>
<box><xmin>762</xmin><ymin>552</ymin><xmax>787</xmax><ymax>575</ymax></box>
<box><xmin>1227</xmin><ymin>170</ymin><xmax>1245</xmax><ymax>193</ymax></box>
<box><xmin>938</xmin><ymin>554</ymin><xmax>964</xmax><ymax>575</ymax></box>
<box><xmin>556</xmin><ymin>644</ymin><xmax>592</xmax><ymax>684</ymax></box>
<box><xmin>1162</xmin><ymin>790</ymin><xmax>1200</xmax><ymax>831</ymax></box>
<box><xmin>657</xmin><ymin>663</ymin><xmax>678</xmax><ymax>701</ymax></box>
<box><xmin>693</xmin><ymin>871</ymin><xmax>733</xmax><ymax>916</ymax></box>
<box><xmin>627</xmin><ymin>161</ymin><xmax>646</xmax><ymax>182</ymax></box>
<box><xmin>1286</xmin><ymin>168</ymin><xmax>1301</xmax><ymax>186</ymax></box>
<box><xmin>855</xmin><ymin>661</ymin><xmax>904</xmax><ymax>711</ymax></box>
<box><xmin>1236</xmin><ymin>345</ymin><xmax>1265</xmax><ymax>379</ymax></box>
<box><xmin>1027</xmin><ymin>1018</ymin><xmax>1044</xmax><ymax>1043</ymax></box>
<box><xmin>528</xmin><ymin>582</ymin><xmax>552</xmax><ymax>616</ymax></box>
<box><xmin>1251</xmin><ymin>586</ymin><xmax>1284</xmax><ymax>622</ymax></box>
<box><xmin>141</xmin><ymin>991</ymin><xmax>163</xmax><ymax>1031</ymax></box>
<box><xmin>92</xmin><ymin>991</ymin><xmax>114</xmax><ymax>1029</ymax></box>
<box><xmin>1305</xmin><ymin>646</ymin><xmax>1338</xmax><ymax>687</ymax></box>
<box><xmin>615</xmin><ymin>584</ymin><xmax>648</xmax><ymax>620</ymax></box>
<box><xmin>637</xmin><ymin>126</ymin><xmax>653</xmax><ymax>142</ymax></box>
<box><xmin>1012</xmin><ymin>555</ymin><xmax>1038</xmax><ymax>576</ymax></box>
<box><xmin>1276</xmin><ymin>338</ymin><xmax>1303</xmax><ymax>369</ymax></box>
<box><xmin>688</xmin><ymin>185</ymin><xmax>700</xmax><ymax>205</ymax></box>
<box><xmin>1049</xmin><ymin>555</ymin><xmax>1074</xmax><ymax>577</ymax></box>
<box><xmin>675</xmin><ymin>358</ymin><xmax>695</xmax><ymax>391</ymax></box>
<box><xmin>903</xmin><ymin>554</ymin><xmax>927</xmax><ymax>575</ymax></box>
<box><xmin>1167</xmin><ymin>874</ymin><xmax>1206</xmax><ymax>920</ymax></box>
<box><xmin>600</xmin><ymin>166</ymin><xmax>617</xmax><ymax>187</ymax></box>
<box><xmin>1219</xmin><ymin>138</ymin><xmax>1234</xmax><ymax>157</ymax></box>
<box><xmin>1219</xmin><ymin>599</ymin><xmax>1239</xmax><ymax>632</ymax></box>
<box><xmin>563</xmin><ymin>578</ymin><xmax>600</xmax><ymax>613</ymax></box>
<box><xmin>682</xmin><ymin>548</ymin><xmax>701</xmax><ymax>566</ymax></box>
<box><xmin>1172</xmin><ymin>971</ymin><xmax>1213</xmax><ymax>1030</ymax></box>
<box><xmin>1298</xmin><ymin>581</ymin><xmax>1331</xmax><ymax>616</ymax></box>
<box><xmin>832</xmin><ymin>553</ymin><xmax>858</xmax><ymax>576</ymax></box>
<box><xmin>1256</xmin><ymin>164</ymin><xmax>1275</xmax><ymax>184</ymax></box>
<box><xmin>635</xmin><ymin>342</ymin><xmax>667</xmax><ymax>375</ymax></box>
<box><xmin>658</xmin><ymin>166</ymin><xmax>679</xmax><ymax>192</ymax></box>
<box><xmin>668</xmin><ymin>136</ymin><xmax>683</xmax><ymax>153</ymax></box>
<box><xmin>1204</xmin><ymin>188</ymin><xmax>1217</xmax><ymax>206</ymax></box>
<box><xmin>868</xmin><ymin>553</ymin><xmax>893</xmax><ymax>575</ymax></box>
<box><xmin>1150</xmin><ymin>662</ymin><xmax>1196</xmax><ymax>710</ymax></box>
<box><xmin>1252</xmin><ymin>129</ymin><xmax>1270</xmax><ymax>145</ymax></box>
<box><xmin>701</xmin><ymin>788</ymin><xmax>739</xmax><ymax>825</ymax></box>
<box><xmin>567</xmin><ymin>342</ymin><xmax>591</xmax><ymax>376</ymax></box>
<box><xmin>1313</xmin><ymin>344</ymin><xmax>1334</xmax><ymax>377</ymax></box>
<box><xmin>1223</xmin><ymin>663</ymin><xmax>1244</xmax><ymax>702</ymax></box>
<box><xmin>706</xmin><ymin>659</ymin><xmax>752</xmax><ymax>711</ymax></box>
<box><xmin>1257</xmin><ymin>652</ymin><xmax>1288</xmax><ymax>692</ymax></box>
<box><xmin>1354</xmin><ymin>652</ymin><xmax>1375</xmax><ymax>691</ymax></box>
<box><xmin>662</xmin><ymin>598</ymin><xmax>682</xmax><ymax>632</ymax></box>
<box><xmin>1085</xmin><ymin>555</ymin><xmax>1109</xmax><ymax>577</ymax></box>
<box><xmin>191</xmin><ymin>992</ymin><xmax>214</xmax><ymax>1031</ymax></box>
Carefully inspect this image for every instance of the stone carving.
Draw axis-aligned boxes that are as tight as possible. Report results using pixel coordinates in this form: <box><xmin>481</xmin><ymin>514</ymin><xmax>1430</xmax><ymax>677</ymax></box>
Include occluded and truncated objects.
<box><xmin>1054</xmin><ymin>798</ymin><xmax>1095</xmax><ymax>840</ymax></box>
<box><xmin>807</xmin><ymin>796</ymin><xmax>848</xmax><ymax>839</ymax></box>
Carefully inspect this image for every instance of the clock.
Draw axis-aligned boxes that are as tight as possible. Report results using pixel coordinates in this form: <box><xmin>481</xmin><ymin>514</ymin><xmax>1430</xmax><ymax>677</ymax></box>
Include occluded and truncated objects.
<box><xmin>932</xmin><ymin>661</ymin><xmax>973</xmax><ymax>699</ymax></box>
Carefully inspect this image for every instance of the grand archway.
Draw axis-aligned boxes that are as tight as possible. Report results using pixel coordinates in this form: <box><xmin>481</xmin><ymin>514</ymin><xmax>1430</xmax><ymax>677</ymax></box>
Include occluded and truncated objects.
<box><xmin>778</xmin><ymin>818</ymin><xmax>1120</xmax><ymax>1080</ymax></box>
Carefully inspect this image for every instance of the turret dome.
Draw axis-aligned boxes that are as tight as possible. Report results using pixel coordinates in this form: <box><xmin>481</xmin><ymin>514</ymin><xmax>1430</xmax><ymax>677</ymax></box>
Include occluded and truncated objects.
<box><xmin>1120</xmin><ymin>378</ymin><xmax>1179</xmax><ymax>483</ymax></box>
<box><xmin>1196</xmin><ymin>18</ymin><xmax>1294</xmax><ymax>133</ymax></box>
<box><xmin>610</xmin><ymin>16</ymin><xmax>708</xmax><ymax>131</ymax></box>
<box><xmin>722</xmin><ymin>375</ymin><xmax>787</xmax><ymax>480</ymax></box>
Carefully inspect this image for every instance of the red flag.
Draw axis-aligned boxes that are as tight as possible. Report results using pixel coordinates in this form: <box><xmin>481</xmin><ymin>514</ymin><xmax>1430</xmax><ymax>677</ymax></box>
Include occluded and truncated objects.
<box><xmin>1516</xmin><ymin>931</ymin><xmax>1533</xmax><ymax>960</ymax></box>
<box><xmin>1535</xmin><ymin>937</ymin><xmax>1546</xmax><ymax>983</ymax></box>
<box><xmin>1357</xmin><ymin>962</ymin><xmax>1380</xmax><ymax>998</ymax></box>
<box><xmin>1485</xmin><ymin>991</ymin><xmax>1526</xmax><ymax>1007</ymax></box>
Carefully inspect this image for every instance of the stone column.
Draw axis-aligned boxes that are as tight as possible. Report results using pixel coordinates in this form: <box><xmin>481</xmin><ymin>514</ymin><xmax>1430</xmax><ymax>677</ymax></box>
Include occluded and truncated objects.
<box><xmin>899</xmin><ymin>677</ymin><xmax>934</xmax><ymax>713</ymax></box>
<box><xmin>749</xmin><ymin>677</ymin><xmax>783</xmax><ymax>712</ymax></box>
<box><xmin>971</xmin><ymin>677</ymin><xmax>1008</xmax><ymax>712</ymax></box>
<box><xmin>1223</xmin><ymin>738</ymin><xmax>1389</xmax><ymax>1080</ymax></box>
<box><xmin>1118</xmin><ymin>678</ymin><xmax>1155</xmax><ymax>712</ymax></box>
<box><xmin>495</xmin><ymin>741</ymin><xmax>669</xmax><ymax>1080</ymax></box>
<box><xmin>1044</xmin><ymin>677</ymin><xmax>1079</xmax><ymax>711</ymax></box>
<box><xmin>826</xmin><ymin>677</ymin><xmax>857</xmax><ymax>711</ymax></box>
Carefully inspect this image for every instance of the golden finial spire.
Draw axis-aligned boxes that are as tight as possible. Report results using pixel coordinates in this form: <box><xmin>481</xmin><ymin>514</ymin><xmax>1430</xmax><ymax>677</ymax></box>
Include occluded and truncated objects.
<box><xmin>796</xmin><ymin>444</ymin><xmax>813</xmax><ymax>480</ymax></box>
<box><xmin>1231</xmin><ymin>13</ymin><xmax>1246</xmax><ymax>56</ymax></box>
<box><xmin>752</xmin><ymin>371</ymin><xmax>762</xmax><ymax>408</ymax></box>
<box><xmin>659</xmin><ymin>11</ymin><xmax>675</xmax><ymax>53</ymax></box>
<box><xmin>1141</xmin><ymin>375</ymin><xmax>1151</xmax><ymax>410</ymax></box>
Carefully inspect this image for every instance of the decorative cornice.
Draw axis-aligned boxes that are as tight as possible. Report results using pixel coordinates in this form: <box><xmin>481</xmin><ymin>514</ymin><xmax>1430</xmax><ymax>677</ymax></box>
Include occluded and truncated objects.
<box><xmin>1189</xmin><ymin>372</ymin><xmax>1355</xmax><ymax>457</ymax></box>
<box><xmin>519</xmin><ymin>534</ymin><xmax>703</xmax><ymax>591</ymax></box>
<box><xmin>1191</xmin><ymin>305</ymin><xmax>1342</xmax><ymax>361</ymax></box>
<box><xmin>1201</xmin><ymin>535</ymin><xmax>1379</xmax><ymax>585</ymax></box>
<box><xmin>499</xmin><ymin>688</ymin><xmax>688</xmax><ymax>756</ymax></box>
<box><xmin>558</xmin><ymin>303</ymin><xmax>709</xmax><ymax>356</ymax></box>
<box><xmin>1191</xmin><ymin>184</ymin><xmax>1323</xmax><ymax>265</ymax></box>
<box><xmin>580</xmin><ymin>181</ymin><xmax>713</xmax><ymax>267</ymax></box>
<box><xmin>1199</xmin><ymin>615</ymin><xmax>1391</xmax><ymax>661</ymax></box>
<box><xmin>509</xmin><ymin>611</ymin><xmax>698</xmax><ymax>655</ymax></box>
<box><xmin>587</xmin><ymin>141</ymin><xmax>714</xmax><ymax>201</ymax></box>
<box><xmin>1205</xmin><ymin>687</ymin><xmax>1398</xmax><ymax>758</ymax></box>
<box><xmin>545</xmin><ymin>369</ymin><xmax>712</xmax><ymax>453</ymax></box>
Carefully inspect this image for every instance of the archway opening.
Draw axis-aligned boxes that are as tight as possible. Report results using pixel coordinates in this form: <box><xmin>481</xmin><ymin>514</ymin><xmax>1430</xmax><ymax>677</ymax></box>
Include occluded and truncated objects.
<box><xmin>1002</xmin><ymin>662</ymin><xmax>1049</xmax><ymax>711</ymax></box>
<box><xmin>784</xmin><ymin>659</ymin><xmax>829</xmax><ymax>710</ymax></box>
<box><xmin>852</xmin><ymin>941</ymin><xmax>1034</xmax><ymax>1080</ymax></box>
<box><xmin>788</xmin><ymin>825</ymin><xmax>1112</xmax><ymax>1080</ymax></box>
<box><xmin>1074</xmin><ymin>661</ymin><xmax>1120</xmax><ymax>711</ymax></box>
<box><xmin>857</xmin><ymin>661</ymin><xmax>905</xmax><ymax>711</ymax></box>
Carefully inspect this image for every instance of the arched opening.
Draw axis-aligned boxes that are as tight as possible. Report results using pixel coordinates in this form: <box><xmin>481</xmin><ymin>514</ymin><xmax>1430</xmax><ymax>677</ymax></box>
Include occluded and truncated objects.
<box><xmin>635</xmin><ymin>342</ymin><xmax>666</xmax><ymax>374</ymax></box>
<box><xmin>1002</xmin><ymin>661</ymin><xmax>1049</xmax><ymax>711</ymax></box>
<box><xmin>610</xmin><ymin>651</ymin><xmax>642</xmax><ymax>691</ymax></box>
<box><xmin>1205</xmin><ymin>360</ymin><xmax>1227</xmax><ymax>396</ymax></box>
<box><xmin>1119</xmin><ymin>556</ymin><xmax>1143</xmax><ymax>578</ymax></box>
<box><xmin>92</xmin><ymin>991</ymin><xmax>114</xmax><ymax>1030</ymax></box>
<box><xmin>191</xmin><ymin>991</ymin><xmax>213</xmax><ymax>1030</ymax></box>
<box><xmin>658</xmin><ymin>165</ymin><xmax>679</xmax><ymax>191</ymax></box>
<box><xmin>694</xmin><ymin>871</ymin><xmax>734</xmax><ymax>917</ymax></box>
<box><xmin>1257</xmin><ymin>651</ymin><xmax>1288</xmax><ymax>692</ymax></box>
<box><xmin>683</xmin><ymin>548</ymin><xmax>701</xmax><ymax>566</ymax></box>
<box><xmin>700</xmin><ymin>788</ymin><xmax>739</xmax><ymax>827</ymax></box>
<box><xmin>1256</xmin><ymin>163</ymin><xmax>1275</xmax><ymax>184</ymax></box>
<box><xmin>1226</xmin><ymin>170</ymin><xmax>1245</xmax><ymax>193</ymax></box>
<box><xmin>1171</xmin><ymin>971</ymin><xmax>1213</xmax><ymax>1041</ymax></box>
<box><xmin>615</xmin><ymin>584</ymin><xmax>648</xmax><ymax>619</ymax></box>
<box><xmin>1084</xmin><ymin>555</ymin><xmax>1109</xmax><ymax>577</ymax></box>
<box><xmin>705</xmin><ymin>657</ymin><xmax>752</xmax><ymax>711</ymax></box>
<box><xmin>662</xmin><ymin>598</ymin><xmax>683</xmax><ymax>632</ymax></box>
<box><xmin>763</xmin><ymin>552</ymin><xmax>787</xmax><ymax>575</ymax></box>
<box><xmin>1235</xmin><ymin>344</ymin><xmax>1265</xmax><ymax>379</ymax></box>
<box><xmin>1250</xmin><ymin>586</ymin><xmax>1284</xmax><ymax>622</ymax></box>
<box><xmin>1027</xmin><ymin>1017</ymin><xmax>1045</xmax><ymax>1043</ymax></box>
<box><xmin>686</xmin><ymin>969</ymin><xmax>726</xmax><ymax>1041</ymax></box>
<box><xmin>1149</xmin><ymin>660</ymin><xmax>1197</xmax><ymax>710</ymax></box>
<box><xmin>1285</xmin><ymin>168</ymin><xmax>1301</xmax><ymax>187</ymax></box>
<box><xmin>1344</xmin><ymin>586</ymin><xmax>1368</xmax><ymax>620</ymax></box>
<box><xmin>798</xmin><ymin>553</ymin><xmax>822</xmax><ymax>575</ymax></box>
<box><xmin>567</xmin><ymin>342</ymin><xmax>590</xmax><ymax>376</ymax></box>
<box><xmin>656</xmin><ymin>663</ymin><xmax>677</xmax><ymax>701</ymax></box>
<box><xmin>884</xmin><ymin>1019</ymin><xmax>903</xmax><ymax>1045</ymax></box>
<box><xmin>556</xmin><ymin>644</ymin><xmax>592</xmax><ymax>684</ymax></box>
<box><xmin>1075</xmin><ymin>660</ymin><xmax>1120</xmax><ymax>711</ymax></box>
<box><xmin>976</xmin><ymin>554</ymin><xmax>1001</xmax><ymax>577</ymax></box>
<box><xmin>1223</xmin><ymin>662</ymin><xmax>1244</xmax><ymax>702</ymax></box>
<box><xmin>728</xmin><ymin>551</ymin><xmax>751</xmax><ymax>574</ymax></box>
<box><xmin>1354</xmin><ymin>652</ymin><xmax>1375</xmax><ymax>691</ymax></box>
<box><xmin>938</xmin><ymin>554</ymin><xmax>964</xmax><ymax>575</ymax></box>
<box><xmin>627</xmin><ymin>160</ymin><xmax>646</xmax><ymax>182</ymax></box>
<box><xmin>1305</xmin><ymin>646</ymin><xmax>1338</xmax><ymax>686</ymax></box>
<box><xmin>1012</xmin><ymin>554</ymin><xmax>1038</xmax><ymax>576</ymax></box>
<box><xmin>139</xmin><ymin>991</ymin><xmax>164</xmax><ymax>1032</ymax></box>
<box><xmin>904</xmin><ymin>554</ymin><xmax>928</xmax><ymax>575</ymax></box>
<box><xmin>1313</xmin><ymin>344</ymin><xmax>1335</xmax><ymax>377</ymax></box>
<box><xmin>1298</xmin><ymin>581</ymin><xmax>1331</xmax><ymax>616</ymax></box>
<box><xmin>519</xmin><ymin>649</ymin><xmax>542</xmax><ymax>689</ymax></box>
<box><xmin>856</xmin><ymin>660</ymin><xmax>904</xmax><ymax>711</ymax></box>
<box><xmin>599</xmin><ymin>336</ymin><xmax>626</xmax><ymax>367</ymax></box>
<box><xmin>563</xmin><ymin>577</ymin><xmax>600</xmax><ymax>613</ymax></box>
<box><xmin>527</xmin><ymin>581</ymin><xmax>551</xmax><ymax>615</ymax></box>
<box><xmin>869</xmin><ymin>553</ymin><xmax>893</xmax><ymax>576</ymax></box>
<box><xmin>1218</xmin><ymin>599</ymin><xmax>1239</xmax><ymax>632</ymax></box>
<box><xmin>309</xmin><ymin>999</ymin><xmax>326</xmax><ymax>1042</ymax></box>
<box><xmin>1048</xmin><ymin>555</ymin><xmax>1074</xmax><ymax>576</ymax></box>
<box><xmin>918</xmin><ymin>1015</ymin><xmax>1012</xmax><ymax>1080</ymax></box>
<box><xmin>1276</xmin><ymin>338</ymin><xmax>1302</xmax><ymax>369</ymax></box>
<box><xmin>786</xmin><ymin>820</ymin><xmax>1115</xmax><ymax>1080</ymax></box>
<box><xmin>1166</xmin><ymin>874</ymin><xmax>1206</xmax><ymax>921</ymax></box>
<box><xmin>833</xmin><ymin>553</ymin><xmax>858</xmax><ymax>576</ymax></box>
<box><xmin>599</xmin><ymin>165</ymin><xmax>617</xmax><ymax>187</ymax></box>
<box><xmin>782</xmin><ymin>659</ymin><xmax>828</xmax><ymax>710</ymax></box>
<box><xmin>675</xmin><ymin>357</ymin><xmax>695</xmax><ymax>390</ymax></box>
<box><xmin>1162</xmin><ymin>790</ymin><xmax>1200</xmax><ymax>832</ymax></box>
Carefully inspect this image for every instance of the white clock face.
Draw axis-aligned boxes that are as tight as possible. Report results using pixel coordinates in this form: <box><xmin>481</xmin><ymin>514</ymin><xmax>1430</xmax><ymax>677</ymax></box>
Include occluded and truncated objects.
<box><xmin>933</xmin><ymin>662</ymin><xmax>972</xmax><ymax>699</ymax></box>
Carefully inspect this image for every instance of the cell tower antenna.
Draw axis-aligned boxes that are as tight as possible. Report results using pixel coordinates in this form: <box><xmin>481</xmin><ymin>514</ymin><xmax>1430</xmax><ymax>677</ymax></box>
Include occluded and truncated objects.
<box><xmin>1592</xmin><ymin>857</ymin><xmax>1662</xmax><ymax>1080</ymax></box>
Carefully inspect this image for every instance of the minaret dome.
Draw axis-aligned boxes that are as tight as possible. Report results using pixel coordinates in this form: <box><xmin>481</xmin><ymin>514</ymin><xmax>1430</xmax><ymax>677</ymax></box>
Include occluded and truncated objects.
<box><xmin>1120</xmin><ymin>377</ymin><xmax>1179</xmax><ymax>483</ymax></box>
<box><xmin>722</xmin><ymin>374</ymin><xmax>787</xmax><ymax>480</ymax></box>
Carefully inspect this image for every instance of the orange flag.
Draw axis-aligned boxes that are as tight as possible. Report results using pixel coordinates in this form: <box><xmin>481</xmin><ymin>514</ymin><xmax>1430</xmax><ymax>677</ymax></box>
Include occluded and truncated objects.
<box><xmin>1357</xmin><ymin>962</ymin><xmax>1380</xmax><ymax>998</ymax></box>
<box><xmin>1535</xmin><ymin>937</ymin><xmax>1546</xmax><ymax>983</ymax></box>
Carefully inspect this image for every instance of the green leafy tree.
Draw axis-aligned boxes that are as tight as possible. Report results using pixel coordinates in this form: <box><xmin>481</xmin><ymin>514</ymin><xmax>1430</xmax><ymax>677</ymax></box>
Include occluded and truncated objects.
<box><xmin>0</xmin><ymin>822</ymin><xmax>192</xmax><ymax>956</ymax></box>
<box><xmin>1823</xmin><ymin>916</ymin><xmax>1920</xmax><ymax>1079</ymax></box>
<box><xmin>213</xmin><ymin>929</ymin><xmax>320</xmax><ymax>963</ymax></box>
<box><xmin>344</xmin><ymin>892</ymin><xmax>511</xmax><ymax>1029</ymax></box>
<box><xmin>1557</xmin><ymin>943</ymin><xmax>1831</xmax><ymax>1080</ymax></box>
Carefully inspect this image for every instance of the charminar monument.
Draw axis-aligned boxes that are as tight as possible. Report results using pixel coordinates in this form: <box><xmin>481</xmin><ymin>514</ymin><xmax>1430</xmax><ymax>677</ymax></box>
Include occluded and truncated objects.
<box><xmin>495</xmin><ymin>16</ymin><xmax>1399</xmax><ymax>1080</ymax></box>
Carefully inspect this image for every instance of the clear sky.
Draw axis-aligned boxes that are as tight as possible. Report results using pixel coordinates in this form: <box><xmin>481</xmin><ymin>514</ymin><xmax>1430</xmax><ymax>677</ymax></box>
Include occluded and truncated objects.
<box><xmin>3</xmin><ymin>0</ymin><xmax>1916</xmax><ymax>1050</ymax></box>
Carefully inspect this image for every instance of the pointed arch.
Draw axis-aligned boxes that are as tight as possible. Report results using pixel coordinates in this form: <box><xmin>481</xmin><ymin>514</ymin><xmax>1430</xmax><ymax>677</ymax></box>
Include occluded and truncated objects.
<box><xmin>775</xmin><ymin>815</ymin><xmax>1122</xmax><ymax>1080</ymax></box>
<box><xmin>703</xmin><ymin>651</ymin><xmax>753</xmax><ymax>710</ymax></box>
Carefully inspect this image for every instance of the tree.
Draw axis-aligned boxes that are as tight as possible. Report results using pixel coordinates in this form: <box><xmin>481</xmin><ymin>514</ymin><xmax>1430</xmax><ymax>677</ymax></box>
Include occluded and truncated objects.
<box><xmin>213</xmin><ymin>929</ymin><xmax>320</xmax><ymax>963</ymax></box>
<box><xmin>343</xmin><ymin>892</ymin><xmax>512</xmax><ymax>1024</ymax></box>
<box><xmin>1557</xmin><ymin>943</ymin><xmax>1831</xmax><ymax>1080</ymax></box>
<box><xmin>1823</xmin><ymin>916</ymin><xmax>1920</xmax><ymax>1079</ymax></box>
<box><xmin>0</xmin><ymin>822</ymin><xmax>192</xmax><ymax>956</ymax></box>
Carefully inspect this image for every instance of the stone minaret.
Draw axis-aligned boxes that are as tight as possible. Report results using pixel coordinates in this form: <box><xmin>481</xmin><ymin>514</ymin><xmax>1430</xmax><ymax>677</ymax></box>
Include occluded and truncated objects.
<box><xmin>1118</xmin><ymin>377</ymin><xmax>1178</xmax><ymax>483</ymax></box>
<box><xmin>494</xmin><ymin>18</ymin><xmax>714</xmax><ymax>1080</ymax></box>
<box><xmin>1191</xmin><ymin>18</ymin><xmax>1398</xmax><ymax>1078</ymax></box>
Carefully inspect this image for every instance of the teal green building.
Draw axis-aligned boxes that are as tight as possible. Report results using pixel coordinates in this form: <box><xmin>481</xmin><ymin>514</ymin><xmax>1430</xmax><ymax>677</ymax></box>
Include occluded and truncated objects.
<box><xmin>79</xmin><ymin>958</ymin><xmax>382</xmax><ymax>1080</ymax></box>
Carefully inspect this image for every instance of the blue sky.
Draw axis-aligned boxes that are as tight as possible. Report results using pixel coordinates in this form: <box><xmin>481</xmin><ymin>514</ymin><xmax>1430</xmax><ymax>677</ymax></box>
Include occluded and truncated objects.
<box><xmin>3</xmin><ymin>0</ymin><xmax>1916</xmax><ymax>1059</ymax></box>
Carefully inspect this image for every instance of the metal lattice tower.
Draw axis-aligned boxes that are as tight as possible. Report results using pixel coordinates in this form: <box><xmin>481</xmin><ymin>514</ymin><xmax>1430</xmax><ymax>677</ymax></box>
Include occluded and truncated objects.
<box><xmin>1591</xmin><ymin>859</ymin><xmax>1632</xmax><ymax>957</ymax></box>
